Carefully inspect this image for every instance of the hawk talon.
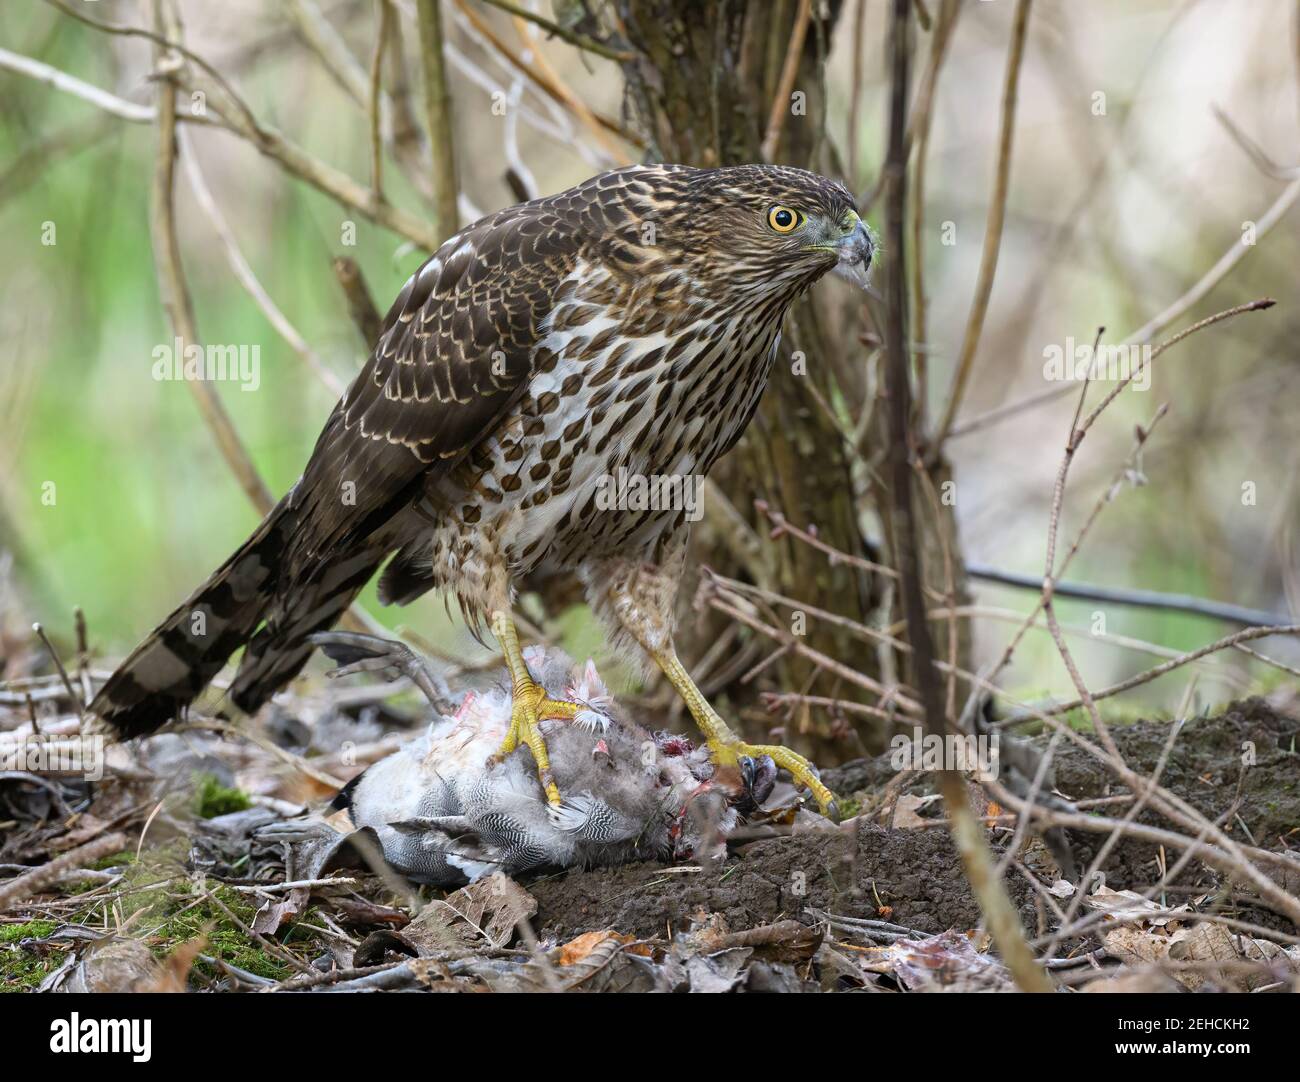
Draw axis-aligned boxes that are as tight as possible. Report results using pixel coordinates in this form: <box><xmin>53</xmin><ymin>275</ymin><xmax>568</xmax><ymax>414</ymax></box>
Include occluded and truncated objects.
<box><xmin>489</xmin><ymin>677</ymin><xmax>581</xmax><ymax>806</ymax></box>
<box><xmin>709</xmin><ymin>738</ymin><xmax>839</xmax><ymax>819</ymax></box>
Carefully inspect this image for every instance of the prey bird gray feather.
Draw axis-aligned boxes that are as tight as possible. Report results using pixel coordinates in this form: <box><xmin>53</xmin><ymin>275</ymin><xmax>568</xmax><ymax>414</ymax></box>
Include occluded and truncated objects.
<box><xmin>313</xmin><ymin>635</ymin><xmax>775</xmax><ymax>886</ymax></box>
<box><xmin>89</xmin><ymin>164</ymin><xmax>873</xmax><ymax>813</ymax></box>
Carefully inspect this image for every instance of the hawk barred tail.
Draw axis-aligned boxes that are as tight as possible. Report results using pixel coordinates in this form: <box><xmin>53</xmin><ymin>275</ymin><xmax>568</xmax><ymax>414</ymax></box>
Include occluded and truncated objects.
<box><xmin>89</xmin><ymin>164</ymin><xmax>872</xmax><ymax>814</ymax></box>
<box><xmin>87</xmin><ymin>497</ymin><xmax>384</xmax><ymax>738</ymax></box>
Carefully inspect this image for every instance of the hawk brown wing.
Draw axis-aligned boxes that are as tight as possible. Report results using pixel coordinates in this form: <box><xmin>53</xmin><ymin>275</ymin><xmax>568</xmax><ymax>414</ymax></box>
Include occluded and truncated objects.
<box><xmin>279</xmin><ymin>198</ymin><xmax>581</xmax><ymax>578</ymax></box>
<box><xmin>91</xmin><ymin>176</ymin><xmax>625</xmax><ymax>737</ymax></box>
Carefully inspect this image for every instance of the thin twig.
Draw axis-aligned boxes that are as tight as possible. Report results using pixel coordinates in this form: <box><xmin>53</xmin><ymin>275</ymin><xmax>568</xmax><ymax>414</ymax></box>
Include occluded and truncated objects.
<box><xmin>331</xmin><ymin>256</ymin><xmax>385</xmax><ymax>349</ymax></box>
<box><xmin>0</xmin><ymin>46</ymin><xmax>155</xmax><ymax>122</ymax></box>
<box><xmin>950</xmin><ymin>199</ymin><xmax>1294</xmax><ymax>442</ymax></box>
<box><xmin>32</xmin><ymin>623</ymin><xmax>80</xmax><ymax>708</ymax></box>
<box><xmin>932</xmin><ymin>0</ymin><xmax>1032</xmax><ymax>450</ymax></box>
<box><xmin>368</xmin><ymin>0</ymin><xmax>393</xmax><ymax>202</ymax></box>
<box><xmin>0</xmin><ymin>833</ymin><xmax>128</xmax><ymax>912</ymax></box>
<box><xmin>414</xmin><ymin>0</ymin><xmax>459</xmax><ymax>243</ymax></box>
<box><xmin>988</xmin><ymin>778</ymin><xmax>1300</xmax><ymax>927</ymax></box>
<box><xmin>30</xmin><ymin>1</ymin><xmax>444</xmax><ymax>248</ymax></box>
<box><xmin>1040</xmin><ymin>624</ymin><xmax>1300</xmax><ymax>716</ymax></box>
<box><xmin>761</xmin><ymin>0</ymin><xmax>813</xmax><ymax>163</ymax></box>
<box><xmin>476</xmin><ymin>0</ymin><xmax>634</xmax><ymax>62</ymax></box>
<box><xmin>967</xmin><ymin>564</ymin><xmax>1291</xmax><ymax>628</ymax></box>
<box><xmin>147</xmin><ymin>0</ymin><xmax>275</xmax><ymax>515</ymax></box>
<box><xmin>506</xmin><ymin>11</ymin><xmax>632</xmax><ymax>167</ymax></box>
<box><xmin>178</xmin><ymin>127</ymin><xmax>345</xmax><ymax>397</ymax></box>
<box><xmin>908</xmin><ymin>0</ymin><xmax>961</xmax><ymax>424</ymax></box>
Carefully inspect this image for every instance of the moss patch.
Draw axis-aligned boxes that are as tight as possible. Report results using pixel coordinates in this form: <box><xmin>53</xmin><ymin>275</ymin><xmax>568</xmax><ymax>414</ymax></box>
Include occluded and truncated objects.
<box><xmin>193</xmin><ymin>772</ymin><xmax>252</xmax><ymax>818</ymax></box>
<box><xmin>0</xmin><ymin>920</ymin><xmax>61</xmax><ymax>992</ymax></box>
<box><xmin>0</xmin><ymin>919</ymin><xmax>57</xmax><ymax>944</ymax></box>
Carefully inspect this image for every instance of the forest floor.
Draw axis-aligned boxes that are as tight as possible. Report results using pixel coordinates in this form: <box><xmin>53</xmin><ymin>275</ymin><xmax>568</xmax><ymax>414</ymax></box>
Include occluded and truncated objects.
<box><xmin>1</xmin><ymin>669</ymin><xmax>1297</xmax><ymax>992</ymax></box>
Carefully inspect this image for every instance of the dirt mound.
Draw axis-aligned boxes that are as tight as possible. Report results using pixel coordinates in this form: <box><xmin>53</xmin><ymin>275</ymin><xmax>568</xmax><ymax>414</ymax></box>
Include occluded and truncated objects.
<box><xmin>530</xmin><ymin>821</ymin><xmax>1038</xmax><ymax>941</ymax></box>
<box><xmin>529</xmin><ymin>697</ymin><xmax>1299</xmax><ymax>940</ymax></box>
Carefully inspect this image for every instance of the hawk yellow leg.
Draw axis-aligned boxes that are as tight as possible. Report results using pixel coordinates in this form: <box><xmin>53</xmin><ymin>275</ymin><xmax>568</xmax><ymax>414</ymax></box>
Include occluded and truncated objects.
<box><xmin>488</xmin><ymin>609</ymin><xmax>582</xmax><ymax>806</ymax></box>
<box><xmin>653</xmin><ymin>649</ymin><xmax>838</xmax><ymax>816</ymax></box>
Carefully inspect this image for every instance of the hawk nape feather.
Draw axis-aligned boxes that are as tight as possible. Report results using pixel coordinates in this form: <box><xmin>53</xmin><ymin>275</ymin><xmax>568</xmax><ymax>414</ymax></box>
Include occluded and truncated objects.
<box><xmin>90</xmin><ymin>164</ymin><xmax>874</xmax><ymax>815</ymax></box>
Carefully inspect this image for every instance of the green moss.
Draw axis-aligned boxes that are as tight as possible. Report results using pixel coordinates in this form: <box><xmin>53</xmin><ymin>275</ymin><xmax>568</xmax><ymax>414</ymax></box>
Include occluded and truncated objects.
<box><xmin>0</xmin><ymin>920</ymin><xmax>61</xmax><ymax>991</ymax></box>
<box><xmin>0</xmin><ymin>949</ymin><xmax>57</xmax><ymax>991</ymax></box>
<box><xmin>87</xmin><ymin>849</ymin><xmax>135</xmax><ymax>871</ymax></box>
<box><xmin>3</xmin><ymin>840</ymin><xmax>307</xmax><ymax>992</ymax></box>
<box><xmin>193</xmin><ymin>772</ymin><xmax>252</xmax><ymax>818</ymax></box>
<box><xmin>77</xmin><ymin>846</ymin><xmax>296</xmax><ymax>985</ymax></box>
<box><xmin>0</xmin><ymin>920</ymin><xmax>57</xmax><ymax>944</ymax></box>
<box><xmin>127</xmin><ymin>881</ymin><xmax>293</xmax><ymax>982</ymax></box>
<box><xmin>836</xmin><ymin>796</ymin><xmax>863</xmax><ymax>819</ymax></box>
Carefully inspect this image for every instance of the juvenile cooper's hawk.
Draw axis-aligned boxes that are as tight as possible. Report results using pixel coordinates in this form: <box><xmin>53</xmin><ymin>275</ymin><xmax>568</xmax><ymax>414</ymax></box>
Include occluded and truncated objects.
<box><xmin>91</xmin><ymin>164</ymin><xmax>873</xmax><ymax>814</ymax></box>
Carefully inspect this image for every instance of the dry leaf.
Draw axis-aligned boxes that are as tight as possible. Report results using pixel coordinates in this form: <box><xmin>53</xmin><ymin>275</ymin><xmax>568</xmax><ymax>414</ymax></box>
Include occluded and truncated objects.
<box><xmin>556</xmin><ymin>929</ymin><xmax>640</xmax><ymax>965</ymax></box>
<box><xmin>1101</xmin><ymin>925</ymin><xmax>1170</xmax><ymax>967</ymax></box>
<box><xmin>1167</xmin><ymin>921</ymin><xmax>1241</xmax><ymax>991</ymax></box>
<box><xmin>883</xmin><ymin>793</ymin><xmax>936</xmax><ymax>829</ymax></box>
<box><xmin>404</xmin><ymin>872</ymin><xmax>537</xmax><ymax>955</ymax></box>
<box><xmin>142</xmin><ymin>935</ymin><xmax>207</xmax><ymax>993</ymax></box>
<box><xmin>252</xmin><ymin>886</ymin><xmax>309</xmax><ymax>935</ymax></box>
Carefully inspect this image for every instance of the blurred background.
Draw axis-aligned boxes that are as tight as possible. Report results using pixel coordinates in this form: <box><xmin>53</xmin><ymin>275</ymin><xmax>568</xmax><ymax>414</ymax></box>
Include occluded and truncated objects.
<box><xmin>1</xmin><ymin>0</ymin><xmax>1296</xmax><ymax>737</ymax></box>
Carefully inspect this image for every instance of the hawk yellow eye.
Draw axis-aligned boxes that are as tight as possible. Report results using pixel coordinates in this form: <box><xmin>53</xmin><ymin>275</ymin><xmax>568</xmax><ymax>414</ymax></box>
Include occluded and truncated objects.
<box><xmin>767</xmin><ymin>205</ymin><xmax>802</xmax><ymax>233</ymax></box>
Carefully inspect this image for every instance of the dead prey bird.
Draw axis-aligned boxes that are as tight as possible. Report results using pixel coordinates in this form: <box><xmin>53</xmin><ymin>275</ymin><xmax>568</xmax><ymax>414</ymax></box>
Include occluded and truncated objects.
<box><xmin>309</xmin><ymin>633</ymin><xmax>777</xmax><ymax>887</ymax></box>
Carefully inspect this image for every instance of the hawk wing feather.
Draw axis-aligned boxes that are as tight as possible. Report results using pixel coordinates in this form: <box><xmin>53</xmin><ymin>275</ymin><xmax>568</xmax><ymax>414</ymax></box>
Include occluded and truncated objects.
<box><xmin>281</xmin><ymin>200</ymin><xmax>583</xmax><ymax>579</ymax></box>
<box><xmin>92</xmin><ymin>174</ymin><xmax>638</xmax><ymax>735</ymax></box>
<box><xmin>233</xmin><ymin>192</ymin><xmax>610</xmax><ymax>709</ymax></box>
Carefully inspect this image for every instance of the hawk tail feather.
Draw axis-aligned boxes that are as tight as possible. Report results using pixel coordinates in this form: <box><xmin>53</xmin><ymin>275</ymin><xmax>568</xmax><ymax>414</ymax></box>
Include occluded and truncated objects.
<box><xmin>228</xmin><ymin>546</ymin><xmax>386</xmax><ymax>714</ymax></box>
<box><xmin>89</xmin><ymin>495</ymin><xmax>298</xmax><ymax>739</ymax></box>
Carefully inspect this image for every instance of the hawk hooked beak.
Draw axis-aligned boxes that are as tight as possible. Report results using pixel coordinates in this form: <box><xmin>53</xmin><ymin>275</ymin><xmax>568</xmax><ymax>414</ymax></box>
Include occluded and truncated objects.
<box><xmin>830</xmin><ymin>213</ymin><xmax>875</xmax><ymax>291</ymax></box>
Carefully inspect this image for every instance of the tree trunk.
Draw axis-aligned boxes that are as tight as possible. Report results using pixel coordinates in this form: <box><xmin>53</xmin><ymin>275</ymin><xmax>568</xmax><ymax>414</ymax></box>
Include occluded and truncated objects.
<box><xmin>605</xmin><ymin>0</ymin><xmax>970</xmax><ymax>760</ymax></box>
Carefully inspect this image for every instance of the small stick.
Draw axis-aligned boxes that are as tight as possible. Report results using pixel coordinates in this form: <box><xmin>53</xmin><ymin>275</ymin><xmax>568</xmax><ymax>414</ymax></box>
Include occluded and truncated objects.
<box><xmin>414</xmin><ymin>0</ymin><xmax>460</xmax><ymax>243</ymax></box>
<box><xmin>476</xmin><ymin>0</ymin><xmax>634</xmax><ymax>62</ymax></box>
<box><xmin>367</xmin><ymin>0</ymin><xmax>392</xmax><ymax>202</ymax></box>
<box><xmin>229</xmin><ymin>877</ymin><xmax>358</xmax><ymax>894</ymax></box>
<box><xmin>966</xmin><ymin>565</ymin><xmax>1290</xmax><ymax>628</ymax></box>
<box><xmin>761</xmin><ymin>0</ymin><xmax>813</xmax><ymax>162</ymax></box>
<box><xmin>0</xmin><ymin>831</ymin><xmax>128</xmax><ymax>912</ymax></box>
<box><xmin>31</xmin><ymin>623</ymin><xmax>79</xmax><ymax>708</ymax></box>
<box><xmin>331</xmin><ymin>256</ymin><xmax>384</xmax><ymax>349</ymax></box>
<box><xmin>73</xmin><ymin>607</ymin><xmax>93</xmax><ymax>705</ymax></box>
<box><xmin>932</xmin><ymin>0</ymin><xmax>1033</xmax><ymax>448</ymax></box>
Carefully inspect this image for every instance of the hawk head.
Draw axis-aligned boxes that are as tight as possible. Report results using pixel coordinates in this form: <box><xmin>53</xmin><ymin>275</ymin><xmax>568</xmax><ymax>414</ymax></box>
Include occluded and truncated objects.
<box><xmin>622</xmin><ymin>164</ymin><xmax>874</xmax><ymax>303</ymax></box>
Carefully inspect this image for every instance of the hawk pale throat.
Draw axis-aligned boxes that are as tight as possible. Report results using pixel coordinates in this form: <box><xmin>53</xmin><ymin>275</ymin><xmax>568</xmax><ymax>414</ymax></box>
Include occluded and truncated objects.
<box><xmin>91</xmin><ymin>164</ymin><xmax>874</xmax><ymax>814</ymax></box>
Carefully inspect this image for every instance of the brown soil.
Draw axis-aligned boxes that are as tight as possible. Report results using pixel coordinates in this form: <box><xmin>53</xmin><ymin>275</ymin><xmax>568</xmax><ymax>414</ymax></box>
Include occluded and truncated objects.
<box><xmin>528</xmin><ymin>697</ymin><xmax>1299</xmax><ymax>940</ymax></box>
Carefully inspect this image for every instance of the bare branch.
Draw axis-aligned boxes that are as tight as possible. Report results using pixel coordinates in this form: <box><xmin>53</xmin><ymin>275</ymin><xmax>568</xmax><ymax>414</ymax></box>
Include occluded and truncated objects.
<box><xmin>332</xmin><ymin>256</ymin><xmax>385</xmax><ymax>350</ymax></box>
<box><xmin>967</xmin><ymin>564</ymin><xmax>1291</xmax><ymax>628</ymax></box>
<box><xmin>950</xmin><ymin>203</ymin><xmax>1294</xmax><ymax>441</ymax></box>
<box><xmin>368</xmin><ymin>0</ymin><xmax>394</xmax><ymax>201</ymax></box>
<box><xmin>761</xmin><ymin>0</ymin><xmax>813</xmax><ymax>163</ymax></box>
<box><xmin>147</xmin><ymin>1</ymin><xmax>275</xmax><ymax>515</ymax></box>
<box><xmin>178</xmin><ymin>127</ymin><xmax>346</xmax><ymax>398</ymax></box>
<box><xmin>0</xmin><ymin>45</ymin><xmax>154</xmax><ymax>122</ymax></box>
<box><xmin>475</xmin><ymin>0</ymin><xmax>635</xmax><ymax>62</ymax></box>
<box><xmin>1041</xmin><ymin>624</ymin><xmax>1300</xmax><ymax>716</ymax></box>
<box><xmin>933</xmin><ymin>0</ymin><xmax>1032</xmax><ymax>449</ymax></box>
<box><xmin>415</xmin><ymin>0</ymin><xmax>460</xmax><ymax>242</ymax></box>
